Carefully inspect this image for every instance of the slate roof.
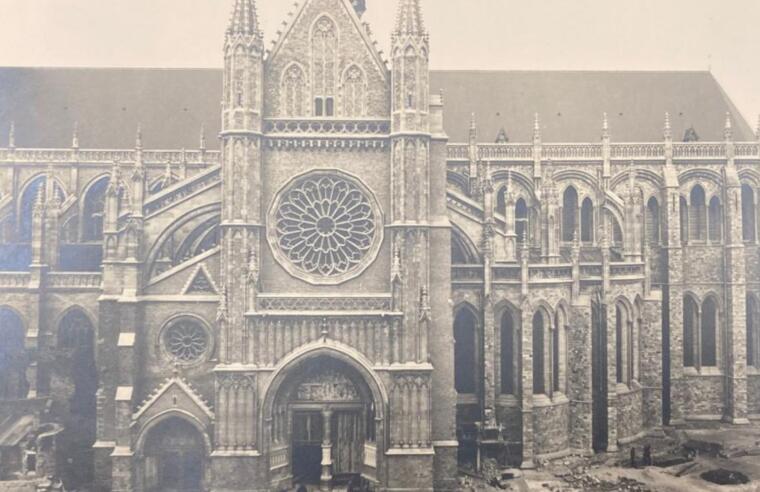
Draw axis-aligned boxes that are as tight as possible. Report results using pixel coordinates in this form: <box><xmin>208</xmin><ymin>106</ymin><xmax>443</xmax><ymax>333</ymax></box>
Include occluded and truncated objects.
<box><xmin>0</xmin><ymin>67</ymin><xmax>753</xmax><ymax>149</ymax></box>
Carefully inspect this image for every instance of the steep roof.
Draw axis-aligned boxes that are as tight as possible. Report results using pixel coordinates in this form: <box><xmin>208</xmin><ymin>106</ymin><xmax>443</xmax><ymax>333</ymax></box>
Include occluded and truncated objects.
<box><xmin>431</xmin><ymin>70</ymin><xmax>754</xmax><ymax>143</ymax></box>
<box><xmin>0</xmin><ymin>67</ymin><xmax>753</xmax><ymax>149</ymax></box>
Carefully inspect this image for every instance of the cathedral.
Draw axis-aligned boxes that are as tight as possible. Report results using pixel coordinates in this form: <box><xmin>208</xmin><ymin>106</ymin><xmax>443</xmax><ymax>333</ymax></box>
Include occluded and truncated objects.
<box><xmin>0</xmin><ymin>0</ymin><xmax>759</xmax><ymax>490</ymax></box>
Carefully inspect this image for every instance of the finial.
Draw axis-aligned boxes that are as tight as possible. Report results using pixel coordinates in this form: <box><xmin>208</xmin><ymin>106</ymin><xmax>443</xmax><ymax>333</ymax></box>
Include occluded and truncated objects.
<box><xmin>533</xmin><ymin>113</ymin><xmax>541</xmax><ymax>142</ymax></box>
<box><xmin>470</xmin><ymin>113</ymin><xmax>476</xmax><ymax>131</ymax></box>
<box><xmin>628</xmin><ymin>161</ymin><xmax>636</xmax><ymax>191</ymax></box>
<box><xmin>72</xmin><ymin>122</ymin><xmax>79</xmax><ymax>148</ymax></box>
<box><xmin>351</xmin><ymin>0</ymin><xmax>367</xmax><ymax>17</ymax></box>
<box><xmin>602</xmin><ymin>112</ymin><xmax>609</xmax><ymax>139</ymax></box>
<box><xmin>8</xmin><ymin>121</ymin><xmax>15</xmax><ymax>148</ymax></box>
<box><xmin>34</xmin><ymin>185</ymin><xmax>45</xmax><ymax>210</ymax></box>
<box><xmin>724</xmin><ymin>112</ymin><xmax>733</xmax><ymax>141</ymax></box>
<box><xmin>136</xmin><ymin>123</ymin><xmax>143</xmax><ymax>150</ymax></box>
<box><xmin>50</xmin><ymin>185</ymin><xmax>62</xmax><ymax>208</ymax></box>
<box><xmin>664</xmin><ymin>112</ymin><xmax>672</xmax><ymax>140</ymax></box>
<box><xmin>495</xmin><ymin>127</ymin><xmax>509</xmax><ymax>144</ymax></box>
<box><xmin>200</xmin><ymin>124</ymin><xmax>207</xmax><ymax>151</ymax></box>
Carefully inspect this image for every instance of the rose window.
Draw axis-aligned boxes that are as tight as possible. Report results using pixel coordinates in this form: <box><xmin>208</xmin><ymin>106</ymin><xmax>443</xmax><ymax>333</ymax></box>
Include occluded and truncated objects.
<box><xmin>163</xmin><ymin>320</ymin><xmax>209</xmax><ymax>363</ymax></box>
<box><xmin>268</xmin><ymin>170</ymin><xmax>383</xmax><ymax>285</ymax></box>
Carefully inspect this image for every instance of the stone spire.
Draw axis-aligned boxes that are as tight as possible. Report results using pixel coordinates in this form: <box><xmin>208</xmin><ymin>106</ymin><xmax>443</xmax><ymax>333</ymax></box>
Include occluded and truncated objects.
<box><xmin>227</xmin><ymin>0</ymin><xmax>260</xmax><ymax>37</ymax></box>
<box><xmin>72</xmin><ymin>122</ymin><xmax>79</xmax><ymax>149</ymax></box>
<box><xmin>394</xmin><ymin>0</ymin><xmax>425</xmax><ymax>36</ymax></box>
<box><xmin>136</xmin><ymin>123</ymin><xmax>143</xmax><ymax>150</ymax></box>
<box><xmin>533</xmin><ymin>113</ymin><xmax>541</xmax><ymax>143</ymax></box>
<box><xmin>8</xmin><ymin>121</ymin><xmax>15</xmax><ymax>148</ymax></box>
<box><xmin>664</xmin><ymin>112</ymin><xmax>672</xmax><ymax>141</ymax></box>
<box><xmin>602</xmin><ymin>112</ymin><xmax>610</xmax><ymax>140</ymax></box>
<box><xmin>200</xmin><ymin>124</ymin><xmax>207</xmax><ymax>151</ymax></box>
<box><xmin>724</xmin><ymin>112</ymin><xmax>733</xmax><ymax>141</ymax></box>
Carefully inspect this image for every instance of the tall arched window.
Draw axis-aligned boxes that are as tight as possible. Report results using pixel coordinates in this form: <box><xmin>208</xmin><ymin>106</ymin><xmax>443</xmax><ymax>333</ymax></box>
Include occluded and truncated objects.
<box><xmin>532</xmin><ymin>311</ymin><xmax>547</xmax><ymax>395</ymax></box>
<box><xmin>701</xmin><ymin>297</ymin><xmax>718</xmax><ymax>367</ymax></box>
<box><xmin>58</xmin><ymin>309</ymin><xmax>97</xmax><ymax>417</ymax></box>
<box><xmin>747</xmin><ymin>295</ymin><xmax>759</xmax><ymax>369</ymax></box>
<box><xmin>742</xmin><ymin>184</ymin><xmax>757</xmax><ymax>242</ymax></box>
<box><xmin>647</xmin><ymin>197</ymin><xmax>660</xmax><ymax>244</ymax></box>
<box><xmin>690</xmin><ymin>185</ymin><xmax>707</xmax><ymax>241</ymax></box>
<box><xmin>554</xmin><ymin>308</ymin><xmax>568</xmax><ymax>393</ymax></box>
<box><xmin>562</xmin><ymin>187</ymin><xmax>578</xmax><ymax>242</ymax></box>
<box><xmin>708</xmin><ymin>196</ymin><xmax>722</xmax><ymax>243</ymax></box>
<box><xmin>454</xmin><ymin>308</ymin><xmax>478</xmax><ymax>394</ymax></box>
<box><xmin>680</xmin><ymin>196</ymin><xmax>689</xmax><ymax>243</ymax></box>
<box><xmin>611</xmin><ymin>216</ymin><xmax>623</xmax><ymax>248</ymax></box>
<box><xmin>0</xmin><ymin>308</ymin><xmax>27</xmax><ymax>400</ymax></box>
<box><xmin>496</xmin><ymin>187</ymin><xmax>508</xmax><ymax>218</ymax></box>
<box><xmin>82</xmin><ymin>176</ymin><xmax>109</xmax><ymax>242</ymax></box>
<box><xmin>311</xmin><ymin>16</ymin><xmax>338</xmax><ymax>117</ymax></box>
<box><xmin>282</xmin><ymin>64</ymin><xmax>306</xmax><ymax>117</ymax></box>
<box><xmin>516</xmin><ymin>198</ymin><xmax>529</xmax><ymax>245</ymax></box>
<box><xmin>500</xmin><ymin>310</ymin><xmax>515</xmax><ymax>395</ymax></box>
<box><xmin>581</xmin><ymin>198</ymin><xmax>594</xmax><ymax>243</ymax></box>
<box><xmin>615</xmin><ymin>303</ymin><xmax>633</xmax><ymax>386</ymax></box>
<box><xmin>341</xmin><ymin>65</ymin><xmax>365</xmax><ymax>118</ymax></box>
<box><xmin>683</xmin><ymin>295</ymin><xmax>698</xmax><ymax>368</ymax></box>
<box><xmin>18</xmin><ymin>176</ymin><xmax>64</xmax><ymax>242</ymax></box>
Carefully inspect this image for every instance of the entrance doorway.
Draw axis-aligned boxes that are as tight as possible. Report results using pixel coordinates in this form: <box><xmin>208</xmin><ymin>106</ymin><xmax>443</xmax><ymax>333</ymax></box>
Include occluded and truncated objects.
<box><xmin>591</xmin><ymin>300</ymin><xmax>609</xmax><ymax>453</ymax></box>
<box><xmin>143</xmin><ymin>418</ymin><xmax>205</xmax><ymax>492</ymax></box>
<box><xmin>271</xmin><ymin>356</ymin><xmax>378</xmax><ymax>489</ymax></box>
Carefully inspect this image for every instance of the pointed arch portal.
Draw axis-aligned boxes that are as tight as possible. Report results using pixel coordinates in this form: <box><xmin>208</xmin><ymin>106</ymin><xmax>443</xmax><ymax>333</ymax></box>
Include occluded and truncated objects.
<box><xmin>261</xmin><ymin>345</ymin><xmax>386</xmax><ymax>489</ymax></box>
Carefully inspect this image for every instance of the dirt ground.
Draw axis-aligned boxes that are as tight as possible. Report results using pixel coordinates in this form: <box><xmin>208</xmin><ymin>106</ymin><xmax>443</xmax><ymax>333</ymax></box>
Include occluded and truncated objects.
<box><xmin>457</xmin><ymin>423</ymin><xmax>760</xmax><ymax>492</ymax></box>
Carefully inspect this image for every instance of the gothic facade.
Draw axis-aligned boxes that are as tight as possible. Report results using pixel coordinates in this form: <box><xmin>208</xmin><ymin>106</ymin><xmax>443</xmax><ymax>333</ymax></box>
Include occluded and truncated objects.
<box><xmin>0</xmin><ymin>0</ymin><xmax>759</xmax><ymax>491</ymax></box>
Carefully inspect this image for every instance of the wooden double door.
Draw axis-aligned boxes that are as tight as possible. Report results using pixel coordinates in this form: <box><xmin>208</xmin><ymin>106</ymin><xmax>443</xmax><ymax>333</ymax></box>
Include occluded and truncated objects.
<box><xmin>291</xmin><ymin>407</ymin><xmax>365</xmax><ymax>484</ymax></box>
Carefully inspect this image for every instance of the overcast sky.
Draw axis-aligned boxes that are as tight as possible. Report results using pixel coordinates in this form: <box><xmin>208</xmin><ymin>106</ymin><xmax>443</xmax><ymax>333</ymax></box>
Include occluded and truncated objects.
<box><xmin>0</xmin><ymin>0</ymin><xmax>758</xmax><ymax>127</ymax></box>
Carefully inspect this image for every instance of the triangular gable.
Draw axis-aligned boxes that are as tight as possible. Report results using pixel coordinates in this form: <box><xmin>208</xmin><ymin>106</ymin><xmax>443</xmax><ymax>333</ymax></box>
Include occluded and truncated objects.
<box><xmin>266</xmin><ymin>0</ymin><xmax>388</xmax><ymax>80</ymax></box>
<box><xmin>133</xmin><ymin>375</ymin><xmax>214</xmax><ymax>424</ymax></box>
<box><xmin>182</xmin><ymin>263</ymin><xmax>219</xmax><ymax>295</ymax></box>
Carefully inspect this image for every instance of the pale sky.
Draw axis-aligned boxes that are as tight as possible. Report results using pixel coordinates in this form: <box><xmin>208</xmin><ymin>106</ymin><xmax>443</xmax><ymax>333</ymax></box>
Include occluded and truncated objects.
<box><xmin>0</xmin><ymin>0</ymin><xmax>758</xmax><ymax>126</ymax></box>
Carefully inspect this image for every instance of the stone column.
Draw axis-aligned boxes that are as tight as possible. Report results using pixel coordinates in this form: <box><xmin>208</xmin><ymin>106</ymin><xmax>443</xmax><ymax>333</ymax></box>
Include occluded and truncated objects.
<box><xmin>520</xmin><ymin>300</ymin><xmax>535</xmax><ymax>469</ymax></box>
<box><xmin>320</xmin><ymin>408</ymin><xmax>333</xmax><ymax>490</ymax></box>
<box><xmin>722</xmin><ymin>166</ymin><xmax>749</xmax><ymax>424</ymax></box>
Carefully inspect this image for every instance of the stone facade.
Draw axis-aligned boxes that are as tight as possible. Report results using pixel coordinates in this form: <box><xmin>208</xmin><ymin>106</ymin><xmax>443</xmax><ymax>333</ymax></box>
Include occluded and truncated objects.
<box><xmin>0</xmin><ymin>0</ymin><xmax>759</xmax><ymax>491</ymax></box>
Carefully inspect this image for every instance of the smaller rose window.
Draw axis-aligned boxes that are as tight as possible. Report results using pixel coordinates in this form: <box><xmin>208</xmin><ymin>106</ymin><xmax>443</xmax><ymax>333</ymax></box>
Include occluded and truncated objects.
<box><xmin>163</xmin><ymin>319</ymin><xmax>209</xmax><ymax>363</ymax></box>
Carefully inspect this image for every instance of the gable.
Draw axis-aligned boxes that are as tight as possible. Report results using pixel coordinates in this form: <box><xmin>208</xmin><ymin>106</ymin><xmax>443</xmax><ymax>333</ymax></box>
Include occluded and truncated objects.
<box><xmin>133</xmin><ymin>376</ymin><xmax>214</xmax><ymax>427</ymax></box>
<box><xmin>264</xmin><ymin>0</ymin><xmax>389</xmax><ymax>119</ymax></box>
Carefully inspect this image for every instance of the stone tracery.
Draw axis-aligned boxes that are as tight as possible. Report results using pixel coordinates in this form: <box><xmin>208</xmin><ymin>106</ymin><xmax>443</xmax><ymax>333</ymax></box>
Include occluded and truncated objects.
<box><xmin>269</xmin><ymin>171</ymin><xmax>382</xmax><ymax>284</ymax></box>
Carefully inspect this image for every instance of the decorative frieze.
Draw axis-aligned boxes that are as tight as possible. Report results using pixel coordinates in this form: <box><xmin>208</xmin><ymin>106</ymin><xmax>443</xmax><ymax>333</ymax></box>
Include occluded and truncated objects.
<box><xmin>257</xmin><ymin>295</ymin><xmax>392</xmax><ymax>312</ymax></box>
<box><xmin>46</xmin><ymin>272</ymin><xmax>102</xmax><ymax>289</ymax></box>
<box><xmin>264</xmin><ymin>119</ymin><xmax>390</xmax><ymax>136</ymax></box>
<box><xmin>0</xmin><ymin>148</ymin><xmax>220</xmax><ymax>165</ymax></box>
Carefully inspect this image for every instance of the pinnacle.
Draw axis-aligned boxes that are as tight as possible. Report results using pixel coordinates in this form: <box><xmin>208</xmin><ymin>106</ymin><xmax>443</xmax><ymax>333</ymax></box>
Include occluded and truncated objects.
<box><xmin>228</xmin><ymin>0</ymin><xmax>260</xmax><ymax>37</ymax></box>
<box><xmin>394</xmin><ymin>0</ymin><xmax>425</xmax><ymax>36</ymax></box>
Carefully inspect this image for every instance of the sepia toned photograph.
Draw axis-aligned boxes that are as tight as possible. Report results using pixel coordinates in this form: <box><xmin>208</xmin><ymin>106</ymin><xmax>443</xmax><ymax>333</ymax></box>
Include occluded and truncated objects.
<box><xmin>1</xmin><ymin>0</ymin><xmax>759</xmax><ymax>490</ymax></box>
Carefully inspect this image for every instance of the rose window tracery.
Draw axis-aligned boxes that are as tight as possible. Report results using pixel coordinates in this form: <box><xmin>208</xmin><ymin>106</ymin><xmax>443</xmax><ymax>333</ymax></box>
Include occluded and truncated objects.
<box><xmin>268</xmin><ymin>170</ymin><xmax>383</xmax><ymax>285</ymax></box>
<box><xmin>163</xmin><ymin>319</ymin><xmax>209</xmax><ymax>363</ymax></box>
